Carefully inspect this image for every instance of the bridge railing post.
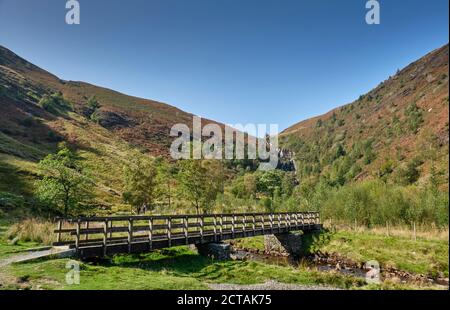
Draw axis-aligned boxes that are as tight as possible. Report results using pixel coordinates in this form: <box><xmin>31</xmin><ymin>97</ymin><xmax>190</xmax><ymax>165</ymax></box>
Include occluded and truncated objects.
<box><xmin>269</xmin><ymin>214</ymin><xmax>273</xmax><ymax>233</ymax></box>
<box><xmin>128</xmin><ymin>218</ymin><xmax>133</xmax><ymax>253</ymax></box>
<box><xmin>85</xmin><ymin>221</ymin><xmax>90</xmax><ymax>242</ymax></box>
<box><xmin>167</xmin><ymin>217</ymin><xmax>172</xmax><ymax>247</ymax></box>
<box><xmin>199</xmin><ymin>216</ymin><xmax>204</xmax><ymax>243</ymax></box>
<box><xmin>213</xmin><ymin>216</ymin><xmax>217</xmax><ymax>242</ymax></box>
<box><xmin>277</xmin><ymin>214</ymin><xmax>281</xmax><ymax>233</ymax></box>
<box><xmin>75</xmin><ymin>219</ymin><xmax>80</xmax><ymax>253</ymax></box>
<box><xmin>219</xmin><ymin>215</ymin><xmax>223</xmax><ymax>239</ymax></box>
<box><xmin>183</xmin><ymin>216</ymin><xmax>188</xmax><ymax>245</ymax></box>
<box><xmin>252</xmin><ymin>215</ymin><xmax>256</xmax><ymax>235</ymax></box>
<box><xmin>103</xmin><ymin>220</ymin><xmax>108</xmax><ymax>256</ymax></box>
<box><xmin>56</xmin><ymin>219</ymin><xmax>62</xmax><ymax>243</ymax></box>
<box><xmin>148</xmin><ymin>218</ymin><xmax>153</xmax><ymax>250</ymax></box>
<box><xmin>232</xmin><ymin>214</ymin><xmax>236</xmax><ymax>238</ymax></box>
<box><xmin>109</xmin><ymin>220</ymin><xmax>113</xmax><ymax>240</ymax></box>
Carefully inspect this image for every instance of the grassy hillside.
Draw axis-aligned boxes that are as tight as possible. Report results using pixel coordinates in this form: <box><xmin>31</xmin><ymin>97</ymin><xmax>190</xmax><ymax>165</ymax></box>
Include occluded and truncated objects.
<box><xmin>280</xmin><ymin>44</ymin><xmax>449</xmax><ymax>190</ymax></box>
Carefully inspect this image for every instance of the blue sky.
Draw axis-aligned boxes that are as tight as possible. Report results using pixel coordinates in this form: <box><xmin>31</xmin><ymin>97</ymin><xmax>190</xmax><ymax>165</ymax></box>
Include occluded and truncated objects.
<box><xmin>0</xmin><ymin>0</ymin><xmax>448</xmax><ymax>133</ymax></box>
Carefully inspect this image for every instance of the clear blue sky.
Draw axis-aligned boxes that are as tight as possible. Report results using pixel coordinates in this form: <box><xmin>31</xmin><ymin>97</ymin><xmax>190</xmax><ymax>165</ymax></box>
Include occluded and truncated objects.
<box><xmin>0</xmin><ymin>0</ymin><xmax>448</xmax><ymax>132</ymax></box>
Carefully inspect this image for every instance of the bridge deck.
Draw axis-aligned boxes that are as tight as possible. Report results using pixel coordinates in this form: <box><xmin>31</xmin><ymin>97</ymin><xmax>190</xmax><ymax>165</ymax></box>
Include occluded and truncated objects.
<box><xmin>53</xmin><ymin>212</ymin><xmax>321</xmax><ymax>258</ymax></box>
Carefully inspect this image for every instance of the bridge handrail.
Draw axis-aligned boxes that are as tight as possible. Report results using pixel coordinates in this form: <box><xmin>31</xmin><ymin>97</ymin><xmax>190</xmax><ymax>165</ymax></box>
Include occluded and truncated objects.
<box><xmin>55</xmin><ymin>211</ymin><xmax>319</xmax><ymax>222</ymax></box>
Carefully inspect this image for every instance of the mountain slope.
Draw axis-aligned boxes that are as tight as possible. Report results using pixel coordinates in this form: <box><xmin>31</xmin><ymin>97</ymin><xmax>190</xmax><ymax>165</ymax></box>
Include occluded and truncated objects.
<box><xmin>280</xmin><ymin>44</ymin><xmax>449</xmax><ymax>188</ymax></box>
<box><xmin>0</xmin><ymin>45</ymin><xmax>223</xmax><ymax>157</ymax></box>
<box><xmin>0</xmin><ymin>45</ymin><xmax>223</xmax><ymax>211</ymax></box>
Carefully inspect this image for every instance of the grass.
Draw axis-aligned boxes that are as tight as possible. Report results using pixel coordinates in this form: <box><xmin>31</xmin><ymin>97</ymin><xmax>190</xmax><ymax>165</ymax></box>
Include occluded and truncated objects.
<box><xmin>3</xmin><ymin>245</ymin><xmax>442</xmax><ymax>290</ymax></box>
<box><xmin>321</xmin><ymin>230</ymin><xmax>449</xmax><ymax>278</ymax></box>
<box><xmin>1</xmin><ymin>246</ymin><xmax>366</xmax><ymax>290</ymax></box>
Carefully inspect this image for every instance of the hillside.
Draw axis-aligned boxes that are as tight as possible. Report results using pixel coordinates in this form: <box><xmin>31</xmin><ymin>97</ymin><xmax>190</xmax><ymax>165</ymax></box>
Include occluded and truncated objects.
<box><xmin>280</xmin><ymin>44</ymin><xmax>449</xmax><ymax>189</ymax></box>
<box><xmin>0</xmin><ymin>45</ymin><xmax>222</xmax><ymax>211</ymax></box>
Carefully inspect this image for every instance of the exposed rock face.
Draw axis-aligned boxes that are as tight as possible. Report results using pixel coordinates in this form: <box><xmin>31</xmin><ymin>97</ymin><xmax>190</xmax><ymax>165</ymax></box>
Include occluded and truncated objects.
<box><xmin>93</xmin><ymin>109</ymin><xmax>136</xmax><ymax>129</ymax></box>
<box><xmin>196</xmin><ymin>242</ymin><xmax>231</xmax><ymax>260</ymax></box>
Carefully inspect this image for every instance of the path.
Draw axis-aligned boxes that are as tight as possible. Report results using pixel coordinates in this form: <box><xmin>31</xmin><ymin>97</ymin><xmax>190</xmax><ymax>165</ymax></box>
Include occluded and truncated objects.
<box><xmin>207</xmin><ymin>280</ymin><xmax>342</xmax><ymax>290</ymax></box>
<box><xmin>0</xmin><ymin>246</ymin><xmax>74</xmax><ymax>267</ymax></box>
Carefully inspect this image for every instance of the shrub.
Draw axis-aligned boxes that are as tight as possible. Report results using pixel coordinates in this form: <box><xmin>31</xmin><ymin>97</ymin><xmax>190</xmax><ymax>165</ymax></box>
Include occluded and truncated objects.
<box><xmin>38</xmin><ymin>92</ymin><xmax>72</xmax><ymax>114</ymax></box>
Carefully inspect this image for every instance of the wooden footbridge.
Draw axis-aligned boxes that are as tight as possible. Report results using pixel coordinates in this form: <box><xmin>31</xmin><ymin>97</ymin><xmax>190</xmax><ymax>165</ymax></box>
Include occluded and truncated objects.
<box><xmin>54</xmin><ymin>212</ymin><xmax>321</xmax><ymax>258</ymax></box>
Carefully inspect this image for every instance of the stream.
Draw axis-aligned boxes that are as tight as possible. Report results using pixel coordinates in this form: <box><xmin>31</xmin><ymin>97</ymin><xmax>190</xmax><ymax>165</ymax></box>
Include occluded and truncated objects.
<box><xmin>230</xmin><ymin>247</ymin><xmax>449</xmax><ymax>288</ymax></box>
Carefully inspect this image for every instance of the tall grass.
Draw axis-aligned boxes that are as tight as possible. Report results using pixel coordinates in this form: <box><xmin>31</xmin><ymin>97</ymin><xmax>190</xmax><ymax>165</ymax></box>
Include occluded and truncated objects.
<box><xmin>6</xmin><ymin>219</ymin><xmax>55</xmax><ymax>245</ymax></box>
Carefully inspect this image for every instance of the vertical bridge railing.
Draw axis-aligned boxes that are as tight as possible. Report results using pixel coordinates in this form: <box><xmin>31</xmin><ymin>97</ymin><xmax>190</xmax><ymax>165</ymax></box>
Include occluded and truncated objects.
<box><xmin>54</xmin><ymin>212</ymin><xmax>320</xmax><ymax>257</ymax></box>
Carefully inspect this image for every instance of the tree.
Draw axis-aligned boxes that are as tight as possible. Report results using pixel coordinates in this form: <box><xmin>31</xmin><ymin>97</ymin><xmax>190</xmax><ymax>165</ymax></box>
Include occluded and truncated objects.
<box><xmin>281</xmin><ymin>172</ymin><xmax>296</xmax><ymax>197</ymax></box>
<box><xmin>154</xmin><ymin>157</ymin><xmax>177</xmax><ymax>209</ymax></box>
<box><xmin>177</xmin><ymin>160</ymin><xmax>221</xmax><ymax>214</ymax></box>
<box><xmin>397</xmin><ymin>158</ymin><xmax>422</xmax><ymax>185</ymax></box>
<box><xmin>38</xmin><ymin>92</ymin><xmax>72</xmax><ymax>114</ymax></box>
<box><xmin>85</xmin><ymin>95</ymin><xmax>101</xmax><ymax>119</ymax></box>
<box><xmin>243</xmin><ymin>173</ymin><xmax>257</xmax><ymax>198</ymax></box>
<box><xmin>35</xmin><ymin>145</ymin><xmax>92</xmax><ymax>217</ymax></box>
<box><xmin>405</xmin><ymin>102</ymin><xmax>423</xmax><ymax>133</ymax></box>
<box><xmin>256</xmin><ymin>170</ymin><xmax>283</xmax><ymax>198</ymax></box>
<box><xmin>122</xmin><ymin>153</ymin><xmax>158</xmax><ymax>214</ymax></box>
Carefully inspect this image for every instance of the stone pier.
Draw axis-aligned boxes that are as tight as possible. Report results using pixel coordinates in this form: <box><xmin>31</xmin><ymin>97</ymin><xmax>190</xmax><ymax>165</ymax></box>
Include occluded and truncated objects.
<box><xmin>264</xmin><ymin>230</ymin><xmax>320</xmax><ymax>258</ymax></box>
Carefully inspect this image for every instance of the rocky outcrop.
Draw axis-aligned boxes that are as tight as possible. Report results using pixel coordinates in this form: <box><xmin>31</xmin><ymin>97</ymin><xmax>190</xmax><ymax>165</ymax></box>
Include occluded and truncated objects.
<box><xmin>93</xmin><ymin>109</ymin><xmax>137</xmax><ymax>129</ymax></box>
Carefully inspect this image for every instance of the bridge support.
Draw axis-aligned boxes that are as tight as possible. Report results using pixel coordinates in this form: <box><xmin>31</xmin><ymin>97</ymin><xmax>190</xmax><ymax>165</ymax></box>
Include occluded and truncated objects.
<box><xmin>264</xmin><ymin>230</ymin><xmax>320</xmax><ymax>258</ymax></box>
<box><xmin>196</xmin><ymin>242</ymin><xmax>231</xmax><ymax>260</ymax></box>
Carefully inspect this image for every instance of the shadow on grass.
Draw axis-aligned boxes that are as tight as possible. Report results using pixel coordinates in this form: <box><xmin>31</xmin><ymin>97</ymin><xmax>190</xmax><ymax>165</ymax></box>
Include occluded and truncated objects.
<box><xmin>92</xmin><ymin>247</ymin><xmax>219</xmax><ymax>276</ymax></box>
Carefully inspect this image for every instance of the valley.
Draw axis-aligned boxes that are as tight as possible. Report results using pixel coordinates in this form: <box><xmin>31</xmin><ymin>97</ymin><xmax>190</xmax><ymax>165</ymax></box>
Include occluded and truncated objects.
<box><xmin>0</xmin><ymin>43</ymin><xmax>448</xmax><ymax>291</ymax></box>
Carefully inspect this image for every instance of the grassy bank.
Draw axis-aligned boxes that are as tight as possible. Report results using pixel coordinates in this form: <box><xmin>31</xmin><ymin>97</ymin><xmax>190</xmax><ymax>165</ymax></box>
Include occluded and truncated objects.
<box><xmin>232</xmin><ymin>227</ymin><xmax>449</xmax><ymax>278</ymax></box>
